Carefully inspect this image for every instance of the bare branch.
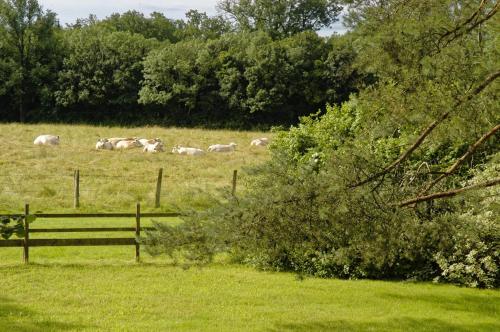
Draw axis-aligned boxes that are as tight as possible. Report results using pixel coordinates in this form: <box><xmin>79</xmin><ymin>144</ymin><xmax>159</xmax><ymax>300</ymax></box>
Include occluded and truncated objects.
<box><xmin>420</xmin><ymin>123</ymin><xmax>500</xmax><ymax>194</ymax></box>
<box><xmin>437</xmin><ymin>1</ymin><xmax>499</xmax><ymax>50</ymax></box>
<box><xmin>399</xmin><ymin>178</ymin><xmax>500</xmax><ymax>207</ymax></box>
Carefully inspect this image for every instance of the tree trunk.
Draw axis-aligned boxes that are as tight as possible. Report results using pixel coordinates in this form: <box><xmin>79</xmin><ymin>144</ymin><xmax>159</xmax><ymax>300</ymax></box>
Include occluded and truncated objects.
<box><xmin>19</xmin><ymin>93</ymin><xmax>25</xmax><ymax>123</ymax></box>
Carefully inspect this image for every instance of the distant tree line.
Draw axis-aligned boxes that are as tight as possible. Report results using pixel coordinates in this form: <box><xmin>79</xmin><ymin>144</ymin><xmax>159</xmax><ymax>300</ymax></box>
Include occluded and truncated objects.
<box><xmin>0</xmin><ymin>0</ymin><xmax>365</xmax><ymax>128</ymax></box>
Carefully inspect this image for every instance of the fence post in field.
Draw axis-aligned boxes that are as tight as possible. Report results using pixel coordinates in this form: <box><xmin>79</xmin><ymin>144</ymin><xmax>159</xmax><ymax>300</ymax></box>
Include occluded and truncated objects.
<box><xmin>155</xmin><ymin>168</ymin><xmax>163</xmax><ymax>208</ymax></box>
<box><xmin>23</xmin><ymin>203</ymin><xmax>30</xmax><ymax>264</ymax></box>
<box><xmin>135</xmin><ymin>202</ymin><xmax>141</xmax><ymax>262</ymax></box>
<box><xmin>74</xmin><ymin>169</ymin><xmax>80</xmax><ymax>208</ymax></box>
<box><xmin>232</xmin><ymin>170</ymin><xmax>238</xmax><ymax>196</ymax></box>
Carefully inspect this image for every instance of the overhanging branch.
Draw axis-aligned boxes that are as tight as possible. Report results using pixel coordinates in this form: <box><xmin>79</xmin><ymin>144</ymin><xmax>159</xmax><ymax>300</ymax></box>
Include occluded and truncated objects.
<box><xmin>437</xmin><ymin>0</ymin><xmax>499</xmax><ymax>50</ymax></box>
<box><xmin>420</xmin><ymin>123</ymin><xmax>500</xmax><ymax>194</ymax></box>
<box><xmin>351</xmin><ymin>70</ymin><xmax>500</xmax><ymax>188</ymax></box>
<box><xmin>399</xmin><ymin>177</ymin><xmax>500</xmax><ymax>207</ymax></box>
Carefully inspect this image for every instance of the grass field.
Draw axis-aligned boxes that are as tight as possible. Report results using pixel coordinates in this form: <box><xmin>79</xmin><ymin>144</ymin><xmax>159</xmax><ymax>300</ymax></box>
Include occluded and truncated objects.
<box><xmin>1</xmin><ymin>262</ymin><xmax>499</xmax><ymax>331</ymax></box>
<box><xmin>0</xmin><ymin>123</ymin><xmax>271</xmax><ymax>213</ymax></box>
<box><xmin>1</xmin><ymin>123</ymin><xmax>499</xmax><ymax>331</ymax></box>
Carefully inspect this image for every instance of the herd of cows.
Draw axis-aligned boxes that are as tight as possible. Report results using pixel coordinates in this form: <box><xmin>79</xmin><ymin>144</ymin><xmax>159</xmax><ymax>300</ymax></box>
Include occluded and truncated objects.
<box><xmin>33</xmin><ymin>134</ymin><xmax>270</xmax><ymax>155</ymax></box>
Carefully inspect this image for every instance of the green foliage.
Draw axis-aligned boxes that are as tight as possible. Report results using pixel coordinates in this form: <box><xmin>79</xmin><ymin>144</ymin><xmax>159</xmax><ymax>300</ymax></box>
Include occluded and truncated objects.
<box><xmin>0</xmin><ymin>216</ymin><xmax>24</xmax><ymax>239</ymax></box>
<box><xmin>218</xmin><ymin>0</ymin><xmax>342</xmax><ymax>39</ymax></box>
<box><xmin>270</xmin><ymin>101</ymin><xmax>360</xmax><ymax>164</ymax></box>
<box><xmin>140</xmin><ymin>31</ymin><xmax>362</xmax><ymax>126</ymax></box>
<box><xmin>99</xmin><ymin>10</ymin><xmax>180</xmax><ymax>42</ymax></box>
<box><xmin>0</xmin><ymin>0</ymin><xmax>363</xmax><ymax>127</ymax></box>
<box><xmin>55</xmin><ymin>26</ymin><xmax>157</xmax><ymax>119</ymax></box>
<box><xmin>179</xmin><ymin>10</ymin><xmax>232</xmax><ymax>40</ymax></box>
<box><xmin>434</xmin><ymin>156</ymin><xmax>500</xmax><ymax>288</ymax></box>
<box><xmin>144</xmin><ymin>0</ymin><xmax>499</xmax><ymax>288</ymax></box>
<box><xmin>143</xmin><ymin>218</ymin><xmax>219</xmax><ymax>265</ymax></box>
<box><xmin>0</xmin><ymin>214</ymin><xmax>35</xmax><ymax>239</ymax></box>
<box><xmin>0</xmin><ymin>0</ymin><xmax>62</xmax><ymax>121</ymax></box>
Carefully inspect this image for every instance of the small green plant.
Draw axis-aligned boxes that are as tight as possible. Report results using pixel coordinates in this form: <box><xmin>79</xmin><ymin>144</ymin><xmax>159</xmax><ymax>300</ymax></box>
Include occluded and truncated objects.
<box><xmin>1</xmin><ymin>216</ymin><xmax>25</xmax><ymax>240</ymax></box>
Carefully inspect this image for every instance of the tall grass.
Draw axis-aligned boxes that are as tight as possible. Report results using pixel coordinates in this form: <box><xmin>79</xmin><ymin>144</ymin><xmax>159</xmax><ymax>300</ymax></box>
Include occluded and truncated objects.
<box><xmin>0</xmin><ymin>123</ymin><xmax>271</xmax><ymax>213</ymax></box>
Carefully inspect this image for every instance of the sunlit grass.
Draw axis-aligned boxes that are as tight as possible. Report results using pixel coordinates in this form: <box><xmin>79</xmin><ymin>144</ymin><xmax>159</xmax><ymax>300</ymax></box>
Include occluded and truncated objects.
<box><xmin>1</xmin><ymin>263</ymin><xmax>499</xmax><ymax>331</ymax></box>
<box><xmin>0</xmin><ymin>123</ymin><xmax>272</xmax><ymax>213</ymax></box>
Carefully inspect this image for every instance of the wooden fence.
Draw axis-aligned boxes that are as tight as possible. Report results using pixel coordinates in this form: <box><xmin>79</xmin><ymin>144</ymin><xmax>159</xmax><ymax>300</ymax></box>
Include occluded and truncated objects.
<box><xmin>1</xmin><ymin>168</ymin><xmax>239</xmax><ymax>209</ymax></box>
<box><xmin>0</xmin><ymin>203</ymin><xmax>180</xmax><ymax>264</ymax></box>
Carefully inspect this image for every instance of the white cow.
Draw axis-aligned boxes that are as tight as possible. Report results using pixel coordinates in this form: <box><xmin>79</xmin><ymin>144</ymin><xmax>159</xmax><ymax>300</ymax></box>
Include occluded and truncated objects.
<box><xmin>172</xmin><ymin>146</ymin><xmax>205</xmax><ymax>156</ymax></box>
<box><xmin>107</xmin><ymin>137</ymin><xmax>136</xmax><ymax>148</ymax></box>
<box><xmin>143</xmin><ymin>141</ymin><xmax>165</xmax><ymax>153</ymax></box>
<box><xmin>138</xmin><ymin>138</ymin><xmax>162</xmax><ymax>146</ymax></box>
<box><xmin>95</xmin><ymin>138</ymin><xmax>113</xmax><ymax>150</ymax></box>
<box><xmin>34</xmin><ymin>135</ymin><xmax>59</xmax><ymax>145</ymax></box>
<box><xmin>250</xmin><ymin>138</ymin><xmax>269</xmax><ymax>146</ymax></box>
<box><xmin>115</xmin><ymin>139</ymin><xmax>142</xmax><ymax>150</ymax></box>
<box><xmin>207</xmin><ymin>142</ymin><xmax>237</xmax><ymax>152</ymax></box>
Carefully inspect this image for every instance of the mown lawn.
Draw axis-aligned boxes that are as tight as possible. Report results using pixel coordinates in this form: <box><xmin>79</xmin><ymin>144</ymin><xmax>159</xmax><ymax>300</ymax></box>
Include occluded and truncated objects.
<box><xmin>1</xmin><ymin>262</ymin><xmax>499</xmax><ymax>332</ymax></box>
<box><xmin>1</xmin><ymin>217</ymin><xmax>499</xmax><ymax>332</ymax></box>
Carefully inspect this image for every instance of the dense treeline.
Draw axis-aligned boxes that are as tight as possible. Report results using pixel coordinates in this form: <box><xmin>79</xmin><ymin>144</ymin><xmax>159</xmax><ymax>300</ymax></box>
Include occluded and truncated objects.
<box><xmin>0</xmin><ymin>0</ymin><xmax>361</xmax><ymax>127</ymax></box>
<box><xmin>144</xmin><ymin>0</ymin><xmax>500</xmax><ymax>288</ymax></box>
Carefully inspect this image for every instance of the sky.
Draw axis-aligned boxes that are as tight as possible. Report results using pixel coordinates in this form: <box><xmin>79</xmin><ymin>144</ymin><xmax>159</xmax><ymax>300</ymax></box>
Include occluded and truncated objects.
<box><xmin>38</xmin><ymin>0</ymin><xmax>346</xmax><ymax>36</ymax></box>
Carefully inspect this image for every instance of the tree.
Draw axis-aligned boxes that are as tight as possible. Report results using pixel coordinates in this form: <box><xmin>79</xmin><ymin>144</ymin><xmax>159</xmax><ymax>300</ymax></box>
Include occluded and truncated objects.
<box><xmin>217</xmin><ymin>0</ymin><xmax>342</xmax><ymax>38</ymax></box>
<box><xmin>178</xmin><ymin>10</ymin><xmax>232</xmax><ymax>40</ymax></box>
<box><xmin>0</xmin><ymin>0</ymin><xmax>60</xmax><ymax>122</ymax></box>
<box><xmin>144</xmin><ymin>0</ymin><xmax>500</xmax><ymax>288</ymax></box>
<box><xmin>55</xmin><ymin>26</ymin><xmax>157</xmax><ymax>121</ymax></box>
<box><xmin>100</xmin><ymin>10</ymin><xmax>180</xmax><ymax>42</ymax></box>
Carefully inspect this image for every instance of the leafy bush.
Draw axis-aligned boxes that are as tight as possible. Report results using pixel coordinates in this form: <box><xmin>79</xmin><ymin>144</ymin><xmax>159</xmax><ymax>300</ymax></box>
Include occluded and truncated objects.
<box><xmin>434</xmin><ymin>157</ymin><xmax>500</xmax><ymax>288</ymax></box>
<box><xmin>0</xmin><ymin>215</ymin><xmax>36</xmax><ymax>240</ymax></box>
<box><xmin>270</xmin><ymin>101</ymin><xmax>360</xmax><ymax>165</ymax></box>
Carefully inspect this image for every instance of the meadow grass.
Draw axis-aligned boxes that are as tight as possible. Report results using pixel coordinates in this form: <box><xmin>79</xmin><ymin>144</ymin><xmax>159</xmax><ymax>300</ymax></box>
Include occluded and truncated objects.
<box><xmin>0</xmin><ymin>123</ymin><xmax>272</xmax><ymax>213</ymax></box>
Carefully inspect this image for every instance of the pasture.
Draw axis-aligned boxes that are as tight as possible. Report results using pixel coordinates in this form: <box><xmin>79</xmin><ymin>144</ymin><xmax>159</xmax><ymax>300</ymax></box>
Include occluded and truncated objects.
<box><xmin>1</xmin><ymin>124</ymin><xmax>499</xmax><ymax>331</ymax></box>
<box><xmin>0</xmin><ymin>123</ymin><xmax>271</xmax><ymax>213</ymax></box>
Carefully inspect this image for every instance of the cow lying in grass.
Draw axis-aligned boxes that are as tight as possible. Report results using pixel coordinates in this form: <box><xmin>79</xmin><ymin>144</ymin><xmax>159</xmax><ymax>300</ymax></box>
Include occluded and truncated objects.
<box><xmin>139</xmin><ymin>138</ymin><xmax>162</xmax><ymax>146</ymax></box>
<box><xmin>107</xmin><ymin>137</ymin><xmax>136</xmax><ymax>148</ymax></box>
<box><xmin>34</xmin><ymin>134</ymin><xmax>60</xmax><ymax>145</ymax></box>
<box><xmin>172</xmin><ymin>146</ymin><xmax>205</xmax><ymax>156</ymax></box>
<box><xmin>143</xmin><ymin>141</ymin><xmax>165</xmax><ymax>153</ymax></box>
<box><xmin>207</xmin><ymin>143</ymin><xmax>237</xmax><ymax>152</ymax></box>
<box><xmin>115</xmin><ymin>139</ymin><xmax>142</xmax><ymax>150</ymax></box>
<box><xmin>250</xmin><ymin>138</ymin><xmax>269</xmax><ymax>146</ymax></box>
<box><xmin>96</xmin><ymin>138</ymin><xmax>113</xmax><ymax>150</ymax></box>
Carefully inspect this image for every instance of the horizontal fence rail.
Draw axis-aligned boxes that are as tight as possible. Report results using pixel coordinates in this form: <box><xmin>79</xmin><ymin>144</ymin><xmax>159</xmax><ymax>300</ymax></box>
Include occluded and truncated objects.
<box><xmin>1</xmin><ymin>212</ymin><xmax>181</xmax><ymax>218</ymax></box>
<box><xmin>29</xmin><ymin>227</ymin><xmax>155</xmax><ymax>233</ymax></box>
<box><xmin>0</xmin><ymin>203</ymin><xmax>179</xmax><ymax>263</ymax></box>
<box><xmin>0</xmin><ymin>238</ymin><xmax>137</xmax><ymax>247</ymax></box>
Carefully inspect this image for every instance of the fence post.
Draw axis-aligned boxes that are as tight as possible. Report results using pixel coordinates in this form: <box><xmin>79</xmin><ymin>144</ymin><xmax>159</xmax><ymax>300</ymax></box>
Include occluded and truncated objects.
<box><xmin>135</xmin><ymin>202</ymin><xmax>141</xmax><ymax>263</ymax></box>
<box><xmin>23</xmin><ymin>203</ymin><xmax>29</xmax><ymax>264</ymax></box>
<box><xmin>155</xmin><ymin>168</ymin><xmax>163</xmax><ymax>208</ymax></box>
<box><xmin>232</xmin><ymin>170</ymin><xmax>238</xmax><ymax>196</ymax></box>
<box><xmin>74</xmin><ymin>169</ymin><xmax>80</xmax><ymax>208</ymax></box>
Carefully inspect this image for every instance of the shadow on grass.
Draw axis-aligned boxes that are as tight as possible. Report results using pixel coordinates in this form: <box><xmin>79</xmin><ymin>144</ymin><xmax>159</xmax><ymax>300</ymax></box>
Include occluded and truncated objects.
<box><xmin>3</xmin><ymin>261</ymin><xmax>176</xmax><ymax>269</ymax></box>
<box><xmin>0</xmin><ymin>297</ymin><xmax>87</xmax><ymax>332</ymax></box>
<box><xmin>269</xmin><ymin>317</ymin><xmax>498</xmax><ymax>332</ymax></box>
<box><xmin>270</xmin><ymin>290</ymin><xmax>500</xmax><ymax>332</ymax></box>
<box><xmin>382</xmin><ymin>291</ymin><xmax>499</xmax><ymax>319</ymax></box>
